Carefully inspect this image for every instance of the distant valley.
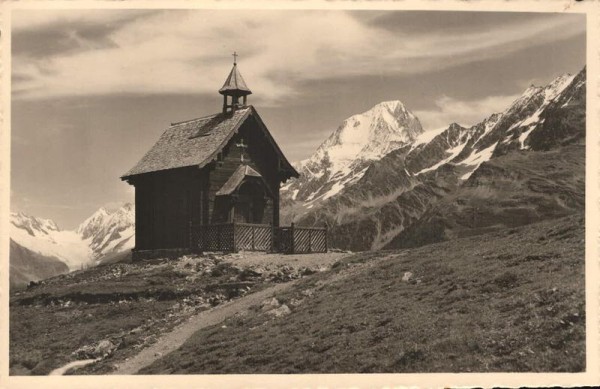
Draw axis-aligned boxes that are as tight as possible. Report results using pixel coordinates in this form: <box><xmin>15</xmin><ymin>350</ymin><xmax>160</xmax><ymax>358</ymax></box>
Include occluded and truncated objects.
<box><xmin>9</xmin><ymin>204</ymin><xmax>134</xmax><ymax>288</ymax></box>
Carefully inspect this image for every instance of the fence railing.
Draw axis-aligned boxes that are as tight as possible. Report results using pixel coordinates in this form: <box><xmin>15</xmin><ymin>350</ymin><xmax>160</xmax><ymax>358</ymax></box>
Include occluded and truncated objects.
<box><xmin>190</xmin><ymin>222</ymin><xmax>327</xmax><ymax>254</ymax></box>
<box><xmin>191</xmin><ymin>222</ymin><xmax>234</xmax><ymax>252</ymax></box>
<box><xmin>234</xmin><ymin>223</ymin><xmax>273</xmax><ymax>251</ymax></box>
<box><xmin>277</xmin><ymin>223</ymin><xmax>328</xmax><ymax>254</ymax></box>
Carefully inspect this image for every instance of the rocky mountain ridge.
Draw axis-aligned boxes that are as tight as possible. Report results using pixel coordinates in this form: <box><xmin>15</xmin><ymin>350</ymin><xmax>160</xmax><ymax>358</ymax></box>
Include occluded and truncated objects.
<box><xmin>9</xmin><ymin>203</ymin><xmax>135</xmax><ymax>288</ymax></box>
<box><xmin>281</xmin><ymin>67</ymin><xmax>586</xmax><ymax>251</ymax></box>
<box><xmin>283</xmin><ymin>100</ymin><xmax>424</xmax><ymax>212</ymax></box>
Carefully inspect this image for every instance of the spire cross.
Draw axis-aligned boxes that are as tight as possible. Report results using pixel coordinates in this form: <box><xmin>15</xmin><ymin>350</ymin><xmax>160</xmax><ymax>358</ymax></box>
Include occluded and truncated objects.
<box><xmin>232</xmin><ymin>51</ymin><xmax>238</xmax><ymax>65</ymax></box>
<box><xmin>235</xmin><ymin>138</ymin><xmax>248</xmax><ymax>162</ymax></box>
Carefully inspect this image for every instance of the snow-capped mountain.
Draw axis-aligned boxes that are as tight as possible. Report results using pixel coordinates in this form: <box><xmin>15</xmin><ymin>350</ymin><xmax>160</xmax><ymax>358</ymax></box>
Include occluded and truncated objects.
<box><xmin>283</xmin><ymin>100</ymin><xmax>423</xmax><ymax>208</ymax></box>
<box><xmin>10</xmin><ymin>203</ymin><xmax>135</xmax><ymax>287</ymax></box>
<box><xmin>10</xmin><ymin>212</ymin><xmax>93</xmax><ymax>270</ymax></box>
<box><xmin>405</xmin><ymin>70</ymin><xmax>577</xmax><ymax>181</ymax></box>
<box><xmin>302</xmin><ymin>100</ymin><xmax>423</xmax><ymax>175</ymax></box>
<box><xmin>282</xmin><ymin>67</ymin><xmax>586</xmax><ymax>251</ymax></box>
<box><xmin>77</xmin><ymin>203</ymin><xmax>135</xmax><ymax>259</ymax></box>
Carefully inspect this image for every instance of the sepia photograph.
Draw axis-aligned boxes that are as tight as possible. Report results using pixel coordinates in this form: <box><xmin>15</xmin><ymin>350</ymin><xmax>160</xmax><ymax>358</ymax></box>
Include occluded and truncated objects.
<box><xmin>1</xmin><ymin>1</ymin><xmax>598</xmax><ymax>387</ymax></box>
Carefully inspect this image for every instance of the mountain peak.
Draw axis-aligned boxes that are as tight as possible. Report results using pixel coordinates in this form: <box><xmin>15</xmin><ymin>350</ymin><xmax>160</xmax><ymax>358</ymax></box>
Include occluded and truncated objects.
<box><xmin>372</xmin><ymin>100</ymin><xmax>406</xmax><ymax>111</ymax></box>
<box><xmin>76</xmin><ymin>203</ymin><xmax>134</xmax><ymax>239</ymax></box>
<box><xmin>11</xmin><ymin>211</ymin><xmax>60</xmax><ymax>235</ymax></box>
<box><xmin>306</xmin><ymin>99</ymin><xmax>423</xmax><ymax>176</ymax></box>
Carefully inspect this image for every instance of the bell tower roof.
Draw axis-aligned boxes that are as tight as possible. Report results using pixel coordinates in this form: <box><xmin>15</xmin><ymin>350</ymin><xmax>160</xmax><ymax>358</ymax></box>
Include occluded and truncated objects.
<box><xmin>219</xmin><ymin>52</ymin><xmax>252</xmax><ymax>97</ymax></box>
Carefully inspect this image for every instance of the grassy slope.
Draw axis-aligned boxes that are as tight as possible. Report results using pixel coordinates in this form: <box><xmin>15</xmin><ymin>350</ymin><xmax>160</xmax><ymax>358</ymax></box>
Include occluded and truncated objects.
<box><xmin>9</xmin><ymin>252</ymin><xmax>342</xmax><ymax>375</ymax></box>
<box><xmin>142</xmin><ymin>214</ymin><xmax>585</xmax><ymax>374</ymax></box>
<box><xmin>9</xmin><ymin>257</ymin><xmax>263</xmax><ymax>375</ymax></box>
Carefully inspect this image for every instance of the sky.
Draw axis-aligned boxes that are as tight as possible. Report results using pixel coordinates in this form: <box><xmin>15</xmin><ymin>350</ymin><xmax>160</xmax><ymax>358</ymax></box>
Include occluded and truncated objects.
<box><xmin>10</xmin><ymin>9</ymin><xmax>586</xmax><ymax>229</ymax></box>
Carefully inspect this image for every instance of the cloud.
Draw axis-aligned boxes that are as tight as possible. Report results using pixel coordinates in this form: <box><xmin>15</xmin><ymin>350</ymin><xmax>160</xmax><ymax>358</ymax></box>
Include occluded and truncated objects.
<box><xmin>11</xmin><ymin>9</ymin><xmax>154</xmax><ymax>32</ymax></box>
<box><xmin>12</xmin><ymin>10</ymin><xmax>585</xmax><ymax>104</ymax></box>
<box><xmin>414</xmin><ymin>93</ymin><xmax>521</xmax><ymax>131</ymax></box>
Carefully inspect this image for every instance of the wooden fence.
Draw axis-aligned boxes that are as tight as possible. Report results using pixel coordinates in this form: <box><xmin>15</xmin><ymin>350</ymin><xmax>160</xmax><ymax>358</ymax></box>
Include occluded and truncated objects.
<box><xmin>190</xmin><ymin>222</ymin><xmax>327</xmax><ymax>254</ymax></box>
<box><xmin>234</xmin><ymin>223</ymin><xmax>273</xmax><ymax>251</ymax></box>
<box><xmin>191</xmin><ymin>223</ymin><xmax>235</xmax><ymax>252</ymax></box>
<box><xmin>276</xmin><ymin>223</ymin><xmax>328</xmax><ymax>254</ymax></box>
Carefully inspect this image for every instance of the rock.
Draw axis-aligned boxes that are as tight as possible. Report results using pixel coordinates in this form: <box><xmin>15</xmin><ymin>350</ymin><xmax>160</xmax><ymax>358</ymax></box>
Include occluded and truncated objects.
<box><xmin>238</xmin><ymin>268</ymin><xmax>262</xmax><ymax>281</ymax></box>
<box><xmin>27</xmin><ymin>281</ymin><xmax>40</xmax><ymax>289</ymax></box>
<box><xmin>267</xmin><ymin>304</ymin><xmax>291</xmax><ymax>317</ymax></box>
<box><xmin>261</xmin><ymin>297</ymin><xmax>281</xmax><ymax>312</ymax></box>
<box><xmin>402</xmin><ymin>272</ymin><xmax>413</xmax><ymax>282</ymax></box>
<box><xmin>72</xmin><ymin>339</ymin><xmax>117</xmax><ymax>359</ymax></box>
<box><xmin>301</xmin><ymin>288</ymin><xmax>315</xmax><ymax>297</ymax></box>
<box><xmin>95</xmin><ymin>340</ymin><xmax>117</xmax><ymax>357</ymax></box>
<box><xmin>72</xmin><ymin>344</ymin><xmax>95</xmax><ymax>359</ymax></box>
<box><xmin>300</xmin><ymin>267</ymin><xmax>317</xmax><ymax>276</ymax></box>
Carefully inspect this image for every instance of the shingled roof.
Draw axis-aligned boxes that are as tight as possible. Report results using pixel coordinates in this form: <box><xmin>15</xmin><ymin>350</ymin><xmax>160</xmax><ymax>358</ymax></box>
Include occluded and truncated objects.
<box><xmin>121</xmin><ymin>106</ymin><xmax>298</xmax><ymax>180</ymax></box>
<box><xmin>216</xmin><ymin>164</ymin><xmax>270</xmax><ymax>196</ymax></box>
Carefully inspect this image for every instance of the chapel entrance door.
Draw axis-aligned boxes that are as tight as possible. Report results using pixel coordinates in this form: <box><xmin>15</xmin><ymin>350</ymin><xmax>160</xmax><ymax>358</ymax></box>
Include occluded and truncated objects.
<box><xmin>234</xmin><ymin>181</ymin><xmax>265</xmax><ymax>224</ymax></box>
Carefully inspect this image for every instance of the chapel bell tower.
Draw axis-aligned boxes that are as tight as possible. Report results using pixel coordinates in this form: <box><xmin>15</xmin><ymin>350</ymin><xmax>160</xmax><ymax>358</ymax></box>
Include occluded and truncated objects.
<box><xmin>219</xmin><ymin>52</ymin><xmax>252</xmax><ymax>113</ymax></box>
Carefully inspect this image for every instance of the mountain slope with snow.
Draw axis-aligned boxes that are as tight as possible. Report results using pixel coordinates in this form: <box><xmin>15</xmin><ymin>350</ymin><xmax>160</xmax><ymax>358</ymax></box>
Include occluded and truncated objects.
<box><xmin>283</xmin><ymin>100</ymin><xmax>423</xmax><ymax>210</ymax></box>
<box><xmin>282</xmin><ymin>67</ymin><xmax>586</xmax><ymax>251</ymax></box>
<box><xmin>10</xmin><ymin>212</ymin><xmax>93</xmax><ymax>270</ymax></box>
<box><xmin>77</xmin><ymin>203</ymin><xmax>135</xmax><ymax>259</ymax></box>
<box><xmin>9</xmin><ymin>204</ymin><xmax>135</xmax><ymax>287</ymax></box>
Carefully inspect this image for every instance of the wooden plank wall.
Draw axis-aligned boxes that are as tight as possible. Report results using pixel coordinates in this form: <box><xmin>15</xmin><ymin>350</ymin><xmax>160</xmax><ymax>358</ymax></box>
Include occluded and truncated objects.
<box><xmin>132</xmin><ymin>167</ymin><xmax>207</xmax><ymax>250</ymax></box>
<box><xmin>206</xmin><ymin>116</ymin><xmax>279</xmax><ymax>226</ymax></box>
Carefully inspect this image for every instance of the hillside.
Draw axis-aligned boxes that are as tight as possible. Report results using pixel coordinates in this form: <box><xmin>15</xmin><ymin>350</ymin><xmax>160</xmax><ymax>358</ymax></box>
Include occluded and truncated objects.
<box><xmin>10</xmin><ymin>239</ymin><xmax>70</xmax><ymax>289</ymax></box>
<box><xmin>9</xmin><ymin>251</ymin><xmax>347</xmax><ymax>375</ymax></box>
<box><xmin>387</xmin><ymin>145</ymin><xmax>584</xmax><ymax>249</ymax></box>
<box><xmin>141</xmin><ymin>214</ymin><xmax>585</xmax><ymax>374</ymax></box>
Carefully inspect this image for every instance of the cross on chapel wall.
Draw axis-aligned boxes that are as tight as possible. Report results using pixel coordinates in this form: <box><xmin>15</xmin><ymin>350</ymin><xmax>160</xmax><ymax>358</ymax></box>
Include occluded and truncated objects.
<box><xmin>235</xmin><ymin>138</ymin><xmax>248</xmax><ymax>162</ymax></box>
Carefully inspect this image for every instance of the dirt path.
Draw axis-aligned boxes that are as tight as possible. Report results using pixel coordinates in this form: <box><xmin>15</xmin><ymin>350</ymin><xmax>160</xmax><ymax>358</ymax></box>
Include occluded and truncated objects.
<box><xmin>111</xmin><ymin>280</ymin><xmax>300</xmax><ymax>375</ymax></box>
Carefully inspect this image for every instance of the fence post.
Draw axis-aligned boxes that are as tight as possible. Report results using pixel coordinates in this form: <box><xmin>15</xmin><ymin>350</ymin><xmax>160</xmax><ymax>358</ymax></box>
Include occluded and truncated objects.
<box><xmin>199</xmin><ymin>225</ymin><xmax>203</xmax><ymax>251</ymax></box>
<box><xmin>325</xmin><ymin>224</ymin><xmax>328</xmax><ymax>253</ymax></box>
<box><xmin>251</xmin><ymin>225</ymin><xmax>255</xmax><ymax>251</ymax></box>
<box><xmin>308</xmin><ymin>228</ymin><xmax>312</xmax><ymax>253</ymax></box>
<box><xmin>290</xmin><ymin>222</ymin><xmax>295</xmax><ymax>254</ymax></box>
<box><xmin>218</xmin><ymin>224</ymin><xmax>222</xmax><ymax>251</ymax></box>
<box><xmin>270</xmin><ymin>223</ymin><xmax>274</xmax><ymax>253</ymax></box>
<box><xmin>232</xmin><ymin>221</ymin><xmax>237</xmax><ymax>253</ymax></box>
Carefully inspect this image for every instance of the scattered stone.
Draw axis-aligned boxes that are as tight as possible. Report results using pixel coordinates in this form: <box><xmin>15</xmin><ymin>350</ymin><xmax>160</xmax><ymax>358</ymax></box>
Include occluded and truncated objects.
<box><xmin>95</xmin><ymin>340</ymin><xmax>117</xmax><ymax>358</ymax></box>
<box><xmin>402</xmin><ymin>272</ymin><xmax>413</xmax><ymax>282</ymax></box>
<box><xmin>72</xmin><ymin>339</ymin><xmax>118</xmax><ymax>359</ymax></box>
<box><xmin>301</xmin><ymin>288</ymin><xmax>315</xmax><ymax>298</ymax></box>
<box><xmin>300</xmin><ymin>267</ymin><xmax>317</xmax><ymax>276</ymax></box>
<box><xmin>261</xmin><ymin>297</ymin><xmax>281</xmax><ymax>312</ymax></box>
<box><xmin>239</xmin><ymin>268</ymin><xmax>262</xmax><ymax>280</ymax></box>
<box><xmin>266</xmin><ymin>304</ymin><xmax>292</xmax><ymax>317</ymax></box>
